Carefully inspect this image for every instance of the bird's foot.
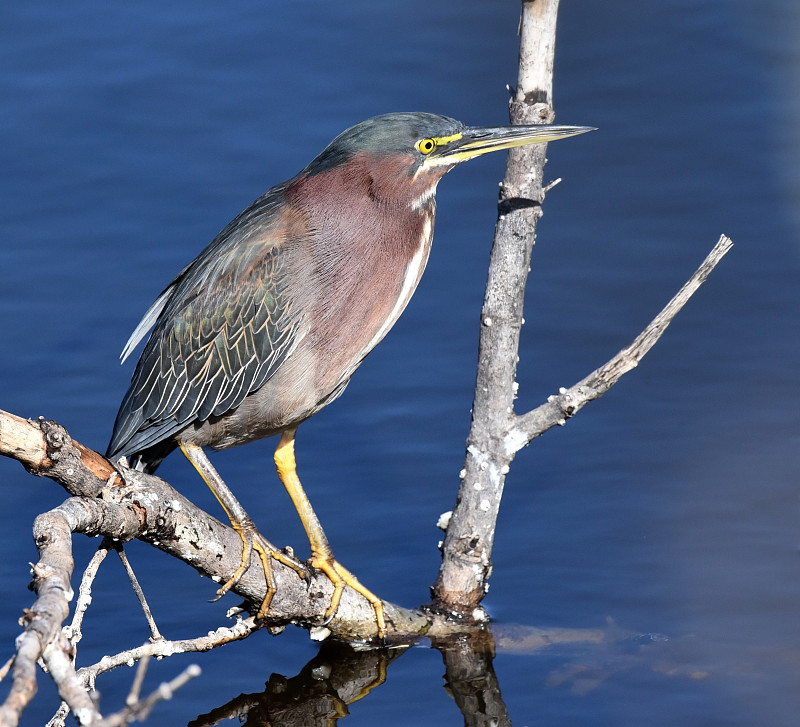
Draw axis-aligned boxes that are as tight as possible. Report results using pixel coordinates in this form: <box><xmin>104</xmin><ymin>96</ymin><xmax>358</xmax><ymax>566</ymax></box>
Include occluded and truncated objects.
<box><xmin>216</xmin><ymin>519</ymin><xmax>308</xmax><ymax>620</ymax></box>
<box><xmin>311</xmin><ymin>552</ymin><xmax>386</xmax><ymax>639</ymax></box>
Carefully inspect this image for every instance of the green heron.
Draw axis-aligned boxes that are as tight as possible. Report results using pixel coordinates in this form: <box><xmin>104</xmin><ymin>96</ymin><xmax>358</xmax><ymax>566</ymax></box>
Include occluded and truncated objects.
<box><xmin>107</xmin><ymin>112</ymin><xmax>591</xmax><ymax>638</ymax></box>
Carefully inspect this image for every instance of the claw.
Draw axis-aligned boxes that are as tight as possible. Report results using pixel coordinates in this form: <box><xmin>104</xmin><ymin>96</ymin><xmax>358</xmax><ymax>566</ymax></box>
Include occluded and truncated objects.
<box><xmin>274</xmin><ymin>430</ymin><xmax>387</xmax><ymax>639</ymax></box>
<box><xmin>217</xmin><ymin>518</ymin><xmax>307</xmax><ymax>619</ymax></box>
<box><xmin>312</xmin><ymin>554</ymin><xmax>386</xmax><ymax>639</ymax></box>
<box><xmin>178</xmin><ymin>440</ymin><xmax>307</xmax><ymax>621</ymax></box>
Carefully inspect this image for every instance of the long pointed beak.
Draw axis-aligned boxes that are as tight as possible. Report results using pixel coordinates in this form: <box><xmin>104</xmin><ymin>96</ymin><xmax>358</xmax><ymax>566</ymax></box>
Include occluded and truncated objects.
<box><xmin>430</xmin><ymin>124</ymin><xmax>595</xmax><ymax>164</ymax></box>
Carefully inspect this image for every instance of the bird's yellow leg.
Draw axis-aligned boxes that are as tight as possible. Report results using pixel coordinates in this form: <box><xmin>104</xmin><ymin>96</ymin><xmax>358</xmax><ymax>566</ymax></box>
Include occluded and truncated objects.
<box><xmin>274</xmin><ymin>428</ymin><xmax>386</xmax><ymax>638</ymax></box>
<box><xmin>178</xmin><ymin>440</ymin><xmax>306</xmax><ymax>619</ymax></box>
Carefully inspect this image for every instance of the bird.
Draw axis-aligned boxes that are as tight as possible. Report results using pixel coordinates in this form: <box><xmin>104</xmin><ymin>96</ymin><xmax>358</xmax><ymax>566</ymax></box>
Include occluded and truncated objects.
<box><xmin>107</xmin><ymin>112</ymin><xmax>592</xmax><ymax>639</ymax></box>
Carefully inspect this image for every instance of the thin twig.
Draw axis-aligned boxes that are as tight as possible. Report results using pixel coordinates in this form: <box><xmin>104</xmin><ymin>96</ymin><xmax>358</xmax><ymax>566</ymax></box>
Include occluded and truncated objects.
<box><xmin>99</xmin><ymin>663</ymin><xmax>202</xmax><ymax>727</ymax></box>
<box><xmin>0</xmin><ymin>657</ymin><xmax>14</xmax><ymax>684</ymax></box>
<box><xmin>44</xmin><ymin>703</ymin><xmax>69</xmax><ymax>727</ymax></box>
<box><xmin>114</xmin><ymin>545</ymin><xmax>163</xmax><ymax>641</ymax></box>
<box><xmin>125</xmin><ymin>655</ymin><xmax>150</xmax><ymax>709</ymax></box>
<box><xmin>68</xmin><ymin>540</ymin><xmax>113</xmax><ymax>650</ymax></box>
<box><xmin>77</xmin><ymin>615</ymin><xmax>259</xmax><ymax>684</ymax></box>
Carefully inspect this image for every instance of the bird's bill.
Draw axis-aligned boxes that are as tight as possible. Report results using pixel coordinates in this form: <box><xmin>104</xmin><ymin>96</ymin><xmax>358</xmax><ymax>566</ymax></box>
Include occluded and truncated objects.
<box><xmin>428</xmin><ymin>124</ymin><xmax>594</xmax><ymax>164</ymax></box>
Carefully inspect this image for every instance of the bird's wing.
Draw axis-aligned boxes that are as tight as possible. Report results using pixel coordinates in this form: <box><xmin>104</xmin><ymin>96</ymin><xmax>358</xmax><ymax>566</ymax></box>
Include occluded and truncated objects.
<box><xmin>107</xmin><ymin>190</ymin><xmax>303</xmax><ymax>459</ymax></box>
<box><xmin>120</xmin><ymin>269</ymin><xmax>189</xmax><ymax>364</ymax></box>
<box><xmin>120</xmin><ymin>285</ymin><xmax>174</xmax><ymax>364</ymax></box>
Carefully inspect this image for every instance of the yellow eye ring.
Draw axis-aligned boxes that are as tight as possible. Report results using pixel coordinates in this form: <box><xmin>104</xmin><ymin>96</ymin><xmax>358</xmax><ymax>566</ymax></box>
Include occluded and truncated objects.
<box><xmin>416</xmin><ymin>138</ymin><xmax>436</xmax><ymax>155</ymax></box>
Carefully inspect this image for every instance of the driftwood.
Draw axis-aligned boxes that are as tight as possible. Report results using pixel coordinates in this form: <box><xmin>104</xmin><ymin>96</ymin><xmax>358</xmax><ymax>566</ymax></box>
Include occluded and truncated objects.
<box><xmin>0</xmin><ymin>0</ymin><xmax>732</xmax><ymax>723</ymax></box>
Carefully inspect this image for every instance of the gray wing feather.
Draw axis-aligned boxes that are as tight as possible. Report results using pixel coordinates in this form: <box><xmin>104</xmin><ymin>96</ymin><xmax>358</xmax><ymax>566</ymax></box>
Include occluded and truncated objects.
<box><xmin>120</xmin><ymin>283</ymin><xmax>177</xmax><ymax>363</ymax></box>
<box><xmin>107</xmin><ymin>187</ymin><xmax>302</xmax><ymax>460</ymax></box>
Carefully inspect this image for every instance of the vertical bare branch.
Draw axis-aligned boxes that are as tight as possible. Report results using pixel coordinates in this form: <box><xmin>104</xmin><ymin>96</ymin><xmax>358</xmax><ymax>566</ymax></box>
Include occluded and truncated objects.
<box><xmin>431</xmin><ymin>0</ymin><xmax>562</xmax><ymax>616</ymax></box>
<box><xmin>431</xmin><ymin>0</ymin><xmax>732</xmax><ymax>621</ymax></box>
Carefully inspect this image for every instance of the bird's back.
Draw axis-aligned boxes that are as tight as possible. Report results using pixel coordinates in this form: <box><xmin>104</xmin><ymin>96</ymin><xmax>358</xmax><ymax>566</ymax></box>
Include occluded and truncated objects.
<box><xmin>106</xmin><ymin>185</ymin><xmax>301</xmax><ymax>468</ymax></box>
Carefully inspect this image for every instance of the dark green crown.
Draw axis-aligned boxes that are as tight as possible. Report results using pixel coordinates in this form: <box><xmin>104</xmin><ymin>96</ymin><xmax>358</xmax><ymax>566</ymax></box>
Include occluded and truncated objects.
<box><xmin>304</xmin><ymin>112</ymin><xmax>464</xmax><ymax>176</ymax></box>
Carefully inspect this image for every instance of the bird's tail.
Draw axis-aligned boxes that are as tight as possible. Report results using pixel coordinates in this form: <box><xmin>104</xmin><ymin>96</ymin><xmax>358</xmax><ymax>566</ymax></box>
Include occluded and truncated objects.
<box><xmin>108</xmin><ymin>440</ymin><xmax>177</xmax><ymax>475</ymax></box>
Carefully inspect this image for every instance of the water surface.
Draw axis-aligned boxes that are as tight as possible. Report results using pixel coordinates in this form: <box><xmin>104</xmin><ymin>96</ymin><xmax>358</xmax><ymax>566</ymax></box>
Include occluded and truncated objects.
<box><xmin>1</xmin><ymin>1</ymin><xmax>799</xmax><ymax>724</ymax></box>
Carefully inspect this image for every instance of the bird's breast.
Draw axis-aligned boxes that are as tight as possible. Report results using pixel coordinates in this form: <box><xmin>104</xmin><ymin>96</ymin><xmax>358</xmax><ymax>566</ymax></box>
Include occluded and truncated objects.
<box><xmin>360</xmin><ymin>211</ymin><xmax>432</xmax><ymax>356</ymax></box>
<box><xmin>312</xmin><ymin>205</ymin><xmax>435</xmax><ymax>387</ymax></box>
<box><xmin>284</xmin><ymin>172</ymin><xmax>437</xmax><ymax>397</ymax></box>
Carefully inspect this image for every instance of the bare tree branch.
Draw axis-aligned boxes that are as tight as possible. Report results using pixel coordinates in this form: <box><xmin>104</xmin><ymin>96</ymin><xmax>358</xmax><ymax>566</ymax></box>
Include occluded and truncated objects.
<box><xmin>1</xmin><ymin>226</ymin><xmax>731</xmax><ymax>721</ymax></box>
<box><xmin>429</xmin><ymin>0</ymin><xmax>732</xmax><ymax>619</ymax></box>
<box><xmin>431</xmin><ymin>0</ymin><xmax>565</xmax><ymax>616</ymax></box>
<box><xmin>0</xmin><ymin>413</ymin><xmax>434</xmax><ymax>724</ymax></box>
<box><xmin>84</xmin><ymin>658</ymin><xmax>202</xmax><ymax>727</ymax></box>
<box><xmin>510</xmin><ymin>234</ymin><xmax>733</xmax><ymax>449</ymax></box>
<box><xmin>0</xmin><ymin>497</ymin><xmax>127</xmax><ymax>727</ymax></box>
<box><xmin>42</xmin><ymin>632</ymin><xmax>98</xmax><ymax>726</ymax></box>
<box><xmin>0</xmin><ymin>413</ymin><xmax>432</xmax><ymax>640</ymax></box>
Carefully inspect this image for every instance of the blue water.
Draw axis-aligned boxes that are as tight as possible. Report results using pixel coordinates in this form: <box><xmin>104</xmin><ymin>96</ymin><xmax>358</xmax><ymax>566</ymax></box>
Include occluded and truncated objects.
<box><xmin>2</xmin><ymin>1</ymin><xmax>800</xmax><ymax>724</ymax></box>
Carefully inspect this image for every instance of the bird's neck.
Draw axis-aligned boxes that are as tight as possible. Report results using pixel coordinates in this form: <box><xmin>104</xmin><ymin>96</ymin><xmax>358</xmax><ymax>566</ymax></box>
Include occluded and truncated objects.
<box><xmin>288</xmin><ymin>152</ymin><xmax>438</xmax><ymax>260</ymax></box>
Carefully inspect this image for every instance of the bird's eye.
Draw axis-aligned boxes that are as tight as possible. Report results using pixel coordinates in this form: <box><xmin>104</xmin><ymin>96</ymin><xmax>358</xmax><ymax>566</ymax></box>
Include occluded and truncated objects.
<box><xmin>416</xmin><ymin>138</ymin><xmax>436</xmax><ymax>155</ymax></box>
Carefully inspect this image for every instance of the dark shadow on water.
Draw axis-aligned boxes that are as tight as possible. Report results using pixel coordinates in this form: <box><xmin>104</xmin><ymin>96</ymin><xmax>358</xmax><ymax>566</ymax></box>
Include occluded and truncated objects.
<box><xmin>187</xmin><ymin>621</ymin><xmax>683</xmax><ymax>727</ymax></box>
<box><xmin>188</xmin><ymin>639</ymin><xmax>404</xmax><ymax>727</ymax></box>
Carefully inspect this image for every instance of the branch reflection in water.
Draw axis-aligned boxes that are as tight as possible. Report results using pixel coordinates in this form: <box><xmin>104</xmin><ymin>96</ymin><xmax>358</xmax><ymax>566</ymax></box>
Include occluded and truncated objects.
<box><xmin>187</xmin><ymin>621</ymin><xmax>671</xmax><ymax>726</ymax></box>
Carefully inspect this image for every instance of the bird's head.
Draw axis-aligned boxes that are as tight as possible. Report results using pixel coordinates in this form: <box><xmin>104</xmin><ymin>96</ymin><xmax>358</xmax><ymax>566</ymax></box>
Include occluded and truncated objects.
<box><xmin>301</xmin><ymin>112</ymin><xmax>593</xmax><ymax>206</ymax></box>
